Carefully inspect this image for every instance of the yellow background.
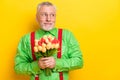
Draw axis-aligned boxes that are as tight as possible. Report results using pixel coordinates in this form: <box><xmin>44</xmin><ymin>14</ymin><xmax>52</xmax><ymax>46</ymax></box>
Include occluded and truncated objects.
<box><xmin>0</xmin><ymin>0</ymin><xmax>120</xmax><ymax>80</ymax></box>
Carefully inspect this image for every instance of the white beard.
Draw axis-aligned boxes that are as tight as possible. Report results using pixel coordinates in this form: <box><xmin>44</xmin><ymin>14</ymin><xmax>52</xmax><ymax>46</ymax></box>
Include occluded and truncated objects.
<box><xmin>40</xmin><ymin>24</ymin><xmax>54</xmax><ymax>31</ymax></box>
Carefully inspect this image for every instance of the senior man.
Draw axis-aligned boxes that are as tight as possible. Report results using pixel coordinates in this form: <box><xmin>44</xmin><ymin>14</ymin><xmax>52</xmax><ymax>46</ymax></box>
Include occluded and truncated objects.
<box><xmin>14</xmin><ymin>1</ymin><xmax>83</xmax><ymax>80</ymax></box>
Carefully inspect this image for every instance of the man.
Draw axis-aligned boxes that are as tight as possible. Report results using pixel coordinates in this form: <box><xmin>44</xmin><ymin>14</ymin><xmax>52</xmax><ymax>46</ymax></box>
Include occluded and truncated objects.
<box><xmin>14</xmin><ymin>2</ymin><xmax>83</xmax><ymax>80</ymax></box>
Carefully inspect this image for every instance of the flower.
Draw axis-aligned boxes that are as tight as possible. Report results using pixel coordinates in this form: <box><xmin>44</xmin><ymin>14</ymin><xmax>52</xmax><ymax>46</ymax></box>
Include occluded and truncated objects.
<box><xmin>38</xmin><ymin>46</ymin><xmax>42</xmax><ymax>51</ymax></box>
<box><xmin>54</xmin><ymin>43</ymin><xmax>59</xmax><ymax>49</ymax></box>
<box><xmin>34</xmin><ymin>35</ymin><xmax>59</xmax><ymax>76</ymax></box>
<box><xmin>35</xmin><ymin>40</ymin><xmax>39</xmax><ymax>46</ymax></box>
<box><xmin>34</xmin><ymin>46</ymin><xmax>38</xmax><ymax>52</ymax></box>
<box><xmin>42</xmin><ymin>47</ymin><xmax>46</xmax><ymax>53</ymax></box>
<box><xmin>46</xmin><ymin>43</ymin><xmax>51</xmax><ymax>50</ymax></box>
<box><xmin>42</xmin><ymin>43</ymin><xmax>46</xmax><ymax>48</ymax></box>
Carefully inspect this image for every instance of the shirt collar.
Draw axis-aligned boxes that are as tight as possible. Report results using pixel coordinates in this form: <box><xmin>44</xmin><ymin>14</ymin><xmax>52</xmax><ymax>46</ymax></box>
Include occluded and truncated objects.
<box><xmin>38</xmin><ymin>27</ymin><xmax>57</xmax><ymax>37</ymax></box>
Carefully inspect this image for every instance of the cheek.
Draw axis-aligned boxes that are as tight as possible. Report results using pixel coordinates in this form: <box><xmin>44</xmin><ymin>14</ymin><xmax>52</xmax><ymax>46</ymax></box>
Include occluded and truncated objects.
<box><xmin>40</xmin><ymin>19</ymin><xmax>45</xmax><ymax>23</ymax></box>
<box><xmin>52</xmin><ymin>18</ymin><xmax>56</xmax><ymax>22</ymax></box>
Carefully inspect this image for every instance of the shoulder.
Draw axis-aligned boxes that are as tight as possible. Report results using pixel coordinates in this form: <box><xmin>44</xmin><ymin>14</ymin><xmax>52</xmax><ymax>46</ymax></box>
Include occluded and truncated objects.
<box><xmin>58</xmin><ymin>28</ymin><xmax>72</xmax><ymax>34</ymax></box>
<box><xmin>60</xmin><ymin>28</ymin><xmax>74</xmax><ymax>37</ymax></box>
<box><xmin>21</xmin><ymin>33</ymin><xmax>30</xmax><ymax>41</ymax></box>
<box><xmin>21</xmin><ymin>30</ymin><xmax>39</xmax><ymax>39</ymax></box>
<box><xmin>57</xmin><ymin>28</ymin><xmax>75</xmax><ymax>42</ymax></box>
<box><xmin>19</xmin><ymin>31</ymin><xmax>35</xmax><ymax>43</ymax></box>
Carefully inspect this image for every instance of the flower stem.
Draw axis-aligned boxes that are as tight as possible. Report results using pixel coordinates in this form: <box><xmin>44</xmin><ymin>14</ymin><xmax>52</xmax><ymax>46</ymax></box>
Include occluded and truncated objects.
<box><xmin>45</xmin><ymin>68</ymin><xmax>51</xmax><ymax>76</ymax></box>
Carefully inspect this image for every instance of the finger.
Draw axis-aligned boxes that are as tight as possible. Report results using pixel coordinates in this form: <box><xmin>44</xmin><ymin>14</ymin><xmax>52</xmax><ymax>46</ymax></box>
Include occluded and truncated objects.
<box><xmin>40</xmin><ymin>57</ymin><xmax>49</xmax><ymax>61</ymax></box>
<box><xmin>43</xmin><ymin>60</ymin><xmax>50</xmax><ymax>64</ymax></box>
<box><xmin>44</xmin><ymin>63</ymin><xmax>50</xmax><ymax>67</ymax></box>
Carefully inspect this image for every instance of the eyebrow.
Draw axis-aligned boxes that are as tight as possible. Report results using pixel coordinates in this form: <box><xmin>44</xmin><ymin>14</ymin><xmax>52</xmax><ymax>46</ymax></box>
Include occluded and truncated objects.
<box><xmin>40</xmin><ymin>12</ymin><xmax>56</xmax><ymax>14</ymax></box>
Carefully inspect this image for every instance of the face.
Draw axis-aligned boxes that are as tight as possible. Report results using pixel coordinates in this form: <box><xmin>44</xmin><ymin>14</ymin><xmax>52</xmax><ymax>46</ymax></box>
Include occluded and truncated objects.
<box><xmin>36</xmin><ymin>5</ymin><xmax>56</xmax><ymax>31</ymax></box>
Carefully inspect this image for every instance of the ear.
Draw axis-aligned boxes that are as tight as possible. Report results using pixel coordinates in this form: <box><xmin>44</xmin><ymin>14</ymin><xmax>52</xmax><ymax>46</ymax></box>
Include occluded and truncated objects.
<box><xmin>36</xmin><ymin>13</ymin><xmax>38</xmax><ymax>22</ymax></box>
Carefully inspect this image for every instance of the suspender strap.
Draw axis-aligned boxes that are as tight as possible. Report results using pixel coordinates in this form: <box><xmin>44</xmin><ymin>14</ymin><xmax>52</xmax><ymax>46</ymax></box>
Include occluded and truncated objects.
<box><xmin>57</xmin><ymin>29</ymin><xmax>62</xmax><ymax>58</ymax></box>
<box><xmin>58</xmin><ymin>29</ymin><xmax>63</xmax><ymax>80</ymax></box>
<box><xmin>31</xmin><ymin>29</ymin><xmax>63</xmax><ymax>80</ymax></box>
<box><xmin>31</xmin><ymin>32</ymin><xmax>39</xmax><ymax>80</ymax></box>
<box><xmin>31</xmin><ymin>32</ymin><xmax>36</xmax><ymax>60</ymax></box>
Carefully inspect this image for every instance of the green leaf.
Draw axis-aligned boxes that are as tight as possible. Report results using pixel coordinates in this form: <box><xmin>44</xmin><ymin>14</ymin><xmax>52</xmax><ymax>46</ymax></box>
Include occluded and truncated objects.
<box><xmin>48</xmin><ymin>49</ymin><xmax>58</xmax><ymax>56</ymax></box>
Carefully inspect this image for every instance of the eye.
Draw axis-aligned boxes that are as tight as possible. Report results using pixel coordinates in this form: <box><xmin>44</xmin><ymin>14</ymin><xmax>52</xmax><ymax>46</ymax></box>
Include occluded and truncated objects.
<box><xmin>41</xmin><ymin>13</ymin><xmax>47</xmax><ymax>17</ymax></box>
<box><xmin>51</xmin><ymin>14</ymin><xmax>55</xmax><ymax>17</ymax></box>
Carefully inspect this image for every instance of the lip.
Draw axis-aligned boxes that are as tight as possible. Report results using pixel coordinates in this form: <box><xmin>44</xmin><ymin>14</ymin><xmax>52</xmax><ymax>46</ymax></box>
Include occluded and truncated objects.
<box><xmin>44</xmin><ymin>23</ymin><xmax>52</xmax><ymax>25</ymax></box>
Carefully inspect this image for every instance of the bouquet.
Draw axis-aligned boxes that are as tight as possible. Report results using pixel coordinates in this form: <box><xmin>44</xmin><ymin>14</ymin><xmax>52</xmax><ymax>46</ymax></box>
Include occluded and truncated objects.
<box><xmin>33</xmin><ymin>35</ymin><xmax>59</xmax><ymax>76</ymax></box>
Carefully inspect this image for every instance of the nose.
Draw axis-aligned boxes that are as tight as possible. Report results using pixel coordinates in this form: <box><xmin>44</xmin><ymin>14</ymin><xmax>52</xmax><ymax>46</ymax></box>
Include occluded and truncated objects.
<box><xmin>46</xmin><ymin>15</ymin><xmax>51</xmax><ymax>22</ymax></box>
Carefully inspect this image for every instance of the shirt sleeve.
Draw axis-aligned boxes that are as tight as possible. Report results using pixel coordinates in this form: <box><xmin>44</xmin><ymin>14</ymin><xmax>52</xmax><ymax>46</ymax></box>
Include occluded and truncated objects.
<box><xmin>14</xmin><ymin>35</ymin><xmax>41</xmax><ymax>75</ymax></box>
<box><xmin>53</xmin><ymin>30</ymin><xmax>83</xmax><ymax>72</ymax></box>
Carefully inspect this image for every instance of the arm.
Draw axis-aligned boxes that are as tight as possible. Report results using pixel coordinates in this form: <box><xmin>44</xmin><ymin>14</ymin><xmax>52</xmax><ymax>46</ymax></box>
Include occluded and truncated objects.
<box><xmin>53</xmin><ymin>30</ymin><xmax>83</xmax><ymax>72</ymax></box>
<box><xmin>14</xmin><ymin>35</ymin><xmax>41</xmax><ymax>75</ymax></box>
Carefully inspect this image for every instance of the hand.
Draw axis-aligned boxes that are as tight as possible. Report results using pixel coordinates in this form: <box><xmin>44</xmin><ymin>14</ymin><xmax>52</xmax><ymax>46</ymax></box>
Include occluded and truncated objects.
<box><xmin>38</xmin><ymin>57</ymin><xmax>46</xmax><ymax>69</ymax></box>
<box><xmin>38</xmin><ymin>57</ymin><xmax>56</xmax><ymax>69</ymax></box>
<box><xmin>43</xmin><ymin>57</ymin><xmax>56</xmax><ymax>69</ymax></box>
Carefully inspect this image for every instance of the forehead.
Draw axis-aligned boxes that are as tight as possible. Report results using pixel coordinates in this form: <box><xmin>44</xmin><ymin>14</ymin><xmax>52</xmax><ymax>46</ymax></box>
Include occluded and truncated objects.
<box><xmin>39</xmin><ymin>5</ymin><xmax>56</xmax><ymax>13</ymax></box>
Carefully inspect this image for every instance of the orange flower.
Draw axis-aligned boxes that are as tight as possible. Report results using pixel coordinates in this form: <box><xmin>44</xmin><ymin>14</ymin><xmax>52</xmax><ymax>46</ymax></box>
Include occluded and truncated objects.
<box><xmin>38</xmin><ymin>40</ymin><xmax>42</xmax><ymax>46</ymax></box>
<box><xmin>41</xmin><ymin>38</ymin><xmax>45</xmax><ymax>43</ymax></box>
<box><xmin>51</xmin><ymin>38</ymin><xmax>59</xmax><ymax>44</ymax></box>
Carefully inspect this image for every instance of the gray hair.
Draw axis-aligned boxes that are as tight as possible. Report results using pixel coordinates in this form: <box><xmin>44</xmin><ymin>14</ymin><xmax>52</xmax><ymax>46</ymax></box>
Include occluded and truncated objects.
<box><xmin>37</xmin><ymin>2</ymin><xmax>56</xmax><ymax>13</ymax></box>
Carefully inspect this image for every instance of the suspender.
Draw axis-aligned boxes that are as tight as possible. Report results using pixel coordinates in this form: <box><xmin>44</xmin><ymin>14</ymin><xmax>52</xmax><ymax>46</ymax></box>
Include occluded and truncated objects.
<box><xmin>31</xmin><ymin>32</ymin><xmax>39</xmax><ymax>80</ymax></box>
<box><xmin>58</xmin><ymin>29</ymin><xmax>63</xmax><ymax>80</ymax></box>
<box><xmin>57</xmin><ymin>29</ymin><xmax>62</xmax><ymax>58</ymax></box>
<box><xmin>31</xmin><ymin>32</ymin><xmax>36</xmax><ymax>60</ymax></box>
<box><xmin>31</xmin><ymin>29</ymin><xmax>63</xmax><ymax>80</ymax></box>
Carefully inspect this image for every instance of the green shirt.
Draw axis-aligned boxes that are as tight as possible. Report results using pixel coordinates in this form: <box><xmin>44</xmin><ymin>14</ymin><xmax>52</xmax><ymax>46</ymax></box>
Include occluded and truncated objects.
<box><xmin>14</xmin><ymin>27</ymin><xmax>83</xmax><ymax>80</ymax></box>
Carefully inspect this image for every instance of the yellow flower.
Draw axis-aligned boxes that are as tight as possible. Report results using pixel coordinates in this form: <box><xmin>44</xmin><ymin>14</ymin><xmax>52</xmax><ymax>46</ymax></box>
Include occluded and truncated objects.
<box><xmin>34</xmin><ymin>46</ymin><xmax>38</xmax><ymax>52</ymax></box>
<box><xmin>51</xmin><ymin>37</ymin><xmax>54</xmax><ymax>41</ymax></box>
<box><xmin>48</xmin><ymin>35</ymin><xmax>54</xmax><ymax>41</ymax></box>
<box><xmin>35</xmin><ymin>39</ymin><xmax>39</xmax><ymax>46</ymax></box>
<box><xmin>51</xmin><ymin>44</ymin><xmax>55</xmax><ymax>49</ymax></box>
<box><xmin>43</xmin><ymin>35</ymin><xmax>47</xmax><ymax>39</ymax></box>
<box><xmin>42</xmin><ymin>47</ymin><xmax>46</xmax><ymax>53</ymax></box>
<box><xmin>54</xmin><ymin>43</ymin><xmax>59</xmax><ymax>49</ymax></box>
<box><xmin>45</xmin><ymin>38</ymin><xmax>49</xmax><ymax>44</ymax></box>
<box><xmin>48</xmin><ymin>35</ymin><xmax>52</xmax><ymax>39</ymax></box>
<box><xmin>46</xmin><ymin>43</ymin><xmax>51</xmax><ymax>50</ymax></box>
<box><xmin>42</xmin><ymin>43</ymin><xmax>46</xmax><ymax>47</ymax></box>
<box><xmin>38</xmin><ymin>46</ymin><xmax>42</xmax><ymax>51</ymax></box>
